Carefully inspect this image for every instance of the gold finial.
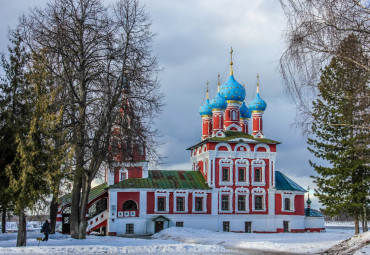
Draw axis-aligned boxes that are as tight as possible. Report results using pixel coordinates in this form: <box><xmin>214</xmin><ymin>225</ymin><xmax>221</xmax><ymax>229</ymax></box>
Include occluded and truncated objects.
<box><xmin>230</xmin><ymin>47</ymin><xmax>234</xmax><ymax>76</ymax></box>
<box><xmin>217</xmin><ymin>73</ymin><xmax>221</xmax><ymax>92</ymax></box>
<box><xmin>243</xmin><ymin>84</ymin><xmax>246</xmax><ymax>101</ymax></box>
<box><xmin>256</xmin><ymin>73</ymin><xmax>260</xmax><ymax>94</ymax></box>
<box><xmin>206</xmin><ymin>81</ymin><xmax>209</xmax><ymax>99</ymax></box>
<box><xmin>307</xmin><ymin>186</ymin><xmax>310</xmax><ymax>198</ymax></box>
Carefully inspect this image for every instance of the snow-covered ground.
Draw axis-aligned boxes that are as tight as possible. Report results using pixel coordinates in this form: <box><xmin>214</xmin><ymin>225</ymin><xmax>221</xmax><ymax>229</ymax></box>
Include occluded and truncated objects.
<box><xmin>325</xmin><ymin>221</ymin><xmax>370</xmax><ymax>227</ymax></box>
<box><xmin>1</xmin><ymin>221</ymin><xmax>42</xmax><ymax>231</ymax></box>
<box><xmin>0</xmin><ymin>222</ymin><xmax>368</xmax><ymax>254</ymax></box>
<box><xmin>153</xmin><ymin>226</ymin><xmax>368</xmax><ymax>254</ymax></box>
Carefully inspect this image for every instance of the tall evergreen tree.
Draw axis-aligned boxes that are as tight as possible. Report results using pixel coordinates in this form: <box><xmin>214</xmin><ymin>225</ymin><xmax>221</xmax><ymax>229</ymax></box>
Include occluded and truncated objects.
<box><xmin>6</xmin><ymin>49</ymin><xmax>69</xmax><ymax>246</ymax></box>
<box><xmin>0</xmin><ymin>29</ymin><xmax>31</xmax><ymax>234</ymax></box>
<box><xmin>308</xmin><ymin>34</ymin><xmax>369</xmax><ymax>235</ymax></box>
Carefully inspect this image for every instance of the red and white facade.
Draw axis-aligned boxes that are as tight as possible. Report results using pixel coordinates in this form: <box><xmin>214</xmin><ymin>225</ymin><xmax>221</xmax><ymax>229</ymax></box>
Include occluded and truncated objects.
<box><xmin>57</xmin><ymin>61</ymin><xmax>324</xmax><ymax>236</ymax></box>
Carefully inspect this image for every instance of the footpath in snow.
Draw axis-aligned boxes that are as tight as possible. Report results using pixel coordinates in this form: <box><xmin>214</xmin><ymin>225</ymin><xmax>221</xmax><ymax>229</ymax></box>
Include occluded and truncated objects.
<box><xmin>0</xmin><ymin>221</ymin><xmax>369</xmax><ymax>254</ymax></box>
<box><xmin>0</xmin><ymin>230</ymin><xmax>231</xmax><ymax>255</ymax></box>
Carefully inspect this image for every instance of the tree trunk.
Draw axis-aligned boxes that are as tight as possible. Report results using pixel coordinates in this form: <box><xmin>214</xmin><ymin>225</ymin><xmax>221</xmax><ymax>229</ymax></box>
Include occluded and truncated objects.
<box><xmin>16</xmin><ymin>208</ymin><xmax>26</xmax><ymax>247</ymax></box>
<box><xmin>70</xmin><ymin>173</ymin><xmax>82</xmax><ymax>239</ymax></box>
<box><xmin>354</xmin><ymin>214</ymin><xmax>360</xmax><ymax>235</ymax></box>
<box><xmin>363</xmin><ymin>204</ymin><xmax>368</xmax><ymax>232</ymax></box>
<box><xmin>77</xmin><ymin>178</ymin><xmax>91</xmax><ymax>239</ymax></box>
<box><xmin>49</xmin><ymin>193</ymin><xmax>58</xmax><ymax>234</ymax></box>
<box><xmin>1</xmin><ymin>206</ymin><xmax>6</xmax><ymax>233</ymax></box>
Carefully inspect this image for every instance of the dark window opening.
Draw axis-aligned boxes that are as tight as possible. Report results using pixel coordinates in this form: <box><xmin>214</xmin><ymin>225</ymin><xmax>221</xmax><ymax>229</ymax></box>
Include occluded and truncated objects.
<box><xmin>222</xmin><ymin>168</ymin><xmax>229</xmax><ymax>182</ymax></box>
<box><xmin>195</xmin><ymin>197</ymin><xmax>203</xmax><ymax>211</ymax></box>
<box><xmin>238</xmin><ymin>195</ymin><xmax>246</xmax><ymax>211</ymax></box>
<box><xmin>223</xmin><ymin>221</ymin><xmax>230</xmax><ymax>232</ymax></box>
<box><xmin>221</xmin><ymin>195</ymin><xmax>229</xmax><ymax>211</ymax></box>
<box><xmin>284</xmin><ymin>198</ymin><xmax>291</xmax><ymax>211</ymax></box>
<box><xmin>283</xmin><ymin>221</ymin><xmax>290</xmax><ymax>232</ymax></box>
<box><xmin>255</xmin><ymin>195</ymin><xmax>263</xmax><ymax>210</ymax></box>
<box><xmin>157</xmin><ymin>197</ymin><xmax>165</xmax><ymax>211</ymax></box>
<box><xmin>254</xmin><ymin>168</ymin><xmax>262</xmax><ymax>182</ymax></box>
<box><xmin>120</xmin><ymin>172</ymin><xmax>127</xmax><ymax>181</ymax></box>
<box><xmin>126</xmin><ymin>224</ymin><xmax>134</xmax><ymax>234</ymax></box>
<box><xmin>238</xmin><ymin>168</ymin><xmax>246</xmax><ymax>182</ymax></box>
<box><xmin>176</xmin><ymin>197</ymin><xmax>184</xmax><ymax>211</ymax></box>
<box><xmin>176</xmin><ymin>222</ymin><xmax>184</xmax><ymax>227</ymax></box>
<box><xmin>245</xmin><ymin>222</ymin><xmax>252</xmax><ymax>233</ymax></box>
<box><xmin>122</xmin><ymin>200</ymin><xmax>137</xmax><ymax>210</ymax></box>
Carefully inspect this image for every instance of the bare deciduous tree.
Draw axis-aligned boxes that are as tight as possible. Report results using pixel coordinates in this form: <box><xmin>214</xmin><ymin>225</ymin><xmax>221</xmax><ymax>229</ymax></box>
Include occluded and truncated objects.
<box><xmin>278</xmin><ymin>0</ymin><xmax>369</xmax><ymax>132</ymax></box>
<box><xmin>20</xmin><ymin>0</ymin><xmax>162</xmax><ymax>239</ymax></box>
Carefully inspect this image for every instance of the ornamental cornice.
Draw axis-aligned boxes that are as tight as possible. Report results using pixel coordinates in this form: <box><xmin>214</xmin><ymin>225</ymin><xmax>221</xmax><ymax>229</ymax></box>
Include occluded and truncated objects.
<box><xmin>192</xmin><ymin>151</ymin><xmax>277</xmax><ymax>161</ymax></box>
<box><xmin>252</xmin><ymin>187</ymin><xmax>266</xmax><ymax>193</ymax></box>
<box><xmin>219</xmin><ymin>186</ymin><xmax>233</xmax><ymax>193</ymax></box>
<box><xmin>110</xmin><ymin>161</ymin><xmax>149</xmax><ymax>168</ymax></box>
<box><xmin>235</xmin><ymin>187</ymin><xmax>250</xmax><ymax>193</ymax></box>
<box><xmin>216</xmin><ymin>151</ymin><xmax>276</xmax><ymax>159</ymax></box>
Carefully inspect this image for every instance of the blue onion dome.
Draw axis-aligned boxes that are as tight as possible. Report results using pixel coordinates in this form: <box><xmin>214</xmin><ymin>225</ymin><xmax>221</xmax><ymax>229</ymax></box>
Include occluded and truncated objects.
<box><xmin>219</xmin><ymin>75</ymin><xmax>246</xmax><ymax>102</ymax></box>
<box><xmin>249</xmin><ymin>93</ymin><xmax>267</xmax><ymax>112</ymax></box>
<box><xmin>249</xmin><ymin>75</ymin><xmax>267</xmax><ymax>112</ymax></box>
<box><xmin>199</xmin><ymin>98</ymin><xmax>212</xmax><ymax>116</ymax></box>
<box><xmin>210</xmin><ymin>92</ymin><xmax>227</xmax><ymax>110</ymax></box>
<box><xmin>240</xmin><ymin>102</ymin><xmax>251</xmax><ymax>118</ymax></box>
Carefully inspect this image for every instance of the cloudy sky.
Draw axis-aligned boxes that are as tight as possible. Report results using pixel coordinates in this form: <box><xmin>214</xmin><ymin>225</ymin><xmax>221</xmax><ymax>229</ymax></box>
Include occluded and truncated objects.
<box><xmin>0</xmin><ymin>0</ymin><xmax>321</xmax><ymax>206</ymax></box>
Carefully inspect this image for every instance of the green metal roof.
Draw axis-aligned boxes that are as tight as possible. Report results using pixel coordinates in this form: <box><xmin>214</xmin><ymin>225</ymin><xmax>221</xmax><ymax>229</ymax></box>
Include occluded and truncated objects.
<box><xmin>110</xmin><ymin>170</ymin><xmax>211</xmax><ymax>190</ymax></box>
<box><xmin>305</xmin><ymin>208</ymin><xmax>324</xmax><ymax>217</ymax></box>
<box><xmin>60</xmin><ymin>183</ymin><xmax>108</xmax><ymax>204</ymax></box>
<box><xmin>275</xmin><ymin>171</ymin><xmax>306</xmax><ymax>192</ymax></box>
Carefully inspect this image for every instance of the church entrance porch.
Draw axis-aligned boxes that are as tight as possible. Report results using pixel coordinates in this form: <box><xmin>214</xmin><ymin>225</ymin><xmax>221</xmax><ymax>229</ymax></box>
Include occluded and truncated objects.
<box><xmin>62</xmin><ymin>214</ymin><xmax>70</xmax><ymax>234</ymax></box>
<box><xmin>155</xmin><ymin>221</ymin><xmax>163</xmax><ymax>233</ymax></box>
<box><xmin>151</xmin><ymin>215</ymin><xmax>170</xmax><ymax>233</ymax></box>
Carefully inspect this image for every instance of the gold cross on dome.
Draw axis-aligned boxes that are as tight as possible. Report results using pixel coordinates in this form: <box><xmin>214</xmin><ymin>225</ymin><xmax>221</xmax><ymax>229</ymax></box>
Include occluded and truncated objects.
<box><xmin>230</xmin><ymin>47</ymin><xmax>233</xmax><ymax>63</ymax></box>
<box><xmin>206</xmin><ymin>81</ymin><xmax>209</xmax><ymax>99</ymax></box>
<box><xmin>230</xmin><ymin>47</ymin><xmax>234</xmax><ymax>75</ymax></box>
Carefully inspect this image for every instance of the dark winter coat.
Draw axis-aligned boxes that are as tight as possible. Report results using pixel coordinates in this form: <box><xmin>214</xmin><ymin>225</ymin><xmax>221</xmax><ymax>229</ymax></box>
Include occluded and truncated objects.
<box><xmin>41</xmin><ymin>221</ymin><xmax>51</xmax><ymax>234</ymax></box>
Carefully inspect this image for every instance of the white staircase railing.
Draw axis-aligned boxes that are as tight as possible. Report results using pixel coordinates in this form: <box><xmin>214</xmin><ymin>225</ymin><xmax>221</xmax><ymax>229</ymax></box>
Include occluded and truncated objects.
<box><xmin>87</xmin><ymin>210</ymin><xmax>109</xmax><ymax>232</ymax></box>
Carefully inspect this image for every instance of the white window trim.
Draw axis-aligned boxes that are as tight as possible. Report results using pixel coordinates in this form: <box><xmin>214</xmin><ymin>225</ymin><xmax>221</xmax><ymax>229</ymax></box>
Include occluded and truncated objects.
<box><xmin>119</xmin><ymin>168</ymin><xmax>128</xmax><ymax>182</ymax></box>
<box><xmin>173</xmin><ymin>190</ymin><xmax>189</xmax><ymax>213</ymax></box>
<box><xmin>154</xmin><ymin>190</ymin><xmax>169</xmax><ymax>213</ymax></box>
<box><xmin>219</xmin><ymin>187</ymin><xmax>233</xmax><ymax>213</ymax></box>
<box><xmin>281</xmin><ymin>192</ymin><xmax>295</xmax><ymax>212</ymax></box>
<box><xmin>252</xmin><ymin>187</ymin><xmax>266</xmax><ymax>212</ymax></box>
<box><xmin>235</xmin><ymin>187</ymin><xmax>250</xmax><ymax>213</ymax></box>
<box><xmin>235</xmin><ymin>159</ymin><xmax>249</xmax><ymax>186</ymax></box>
<box><xmin>251</xmin><ymin>159</ymin><xmax>266</xmax><ymax>186</ymax></box>
<box><xmin>219</xmin><ymin>158</ymin><xmax>233</xmax><ymax>186</ymax></box>
<box><xmin>192</xmin><ymin>190</ymin><xmax>207</xmax><ymax>213</ymax></box>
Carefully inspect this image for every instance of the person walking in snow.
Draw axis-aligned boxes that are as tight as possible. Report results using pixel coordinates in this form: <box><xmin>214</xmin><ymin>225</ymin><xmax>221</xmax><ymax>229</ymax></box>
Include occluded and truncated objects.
<box><xmin>41</xmin><ymin>219</ymin><xmax>51</xmax><ymax>241</ymax></box>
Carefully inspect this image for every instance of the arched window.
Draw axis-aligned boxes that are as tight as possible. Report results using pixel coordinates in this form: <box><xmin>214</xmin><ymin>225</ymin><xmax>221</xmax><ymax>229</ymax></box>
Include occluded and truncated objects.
<box><xmin>62</xmin><ymin>206</ymin><xmax>71</xmax><ymax>214</ymax></box>
<box><xmin>284</xmin><ymin>198</ymin><xmax>291</xmax><ymax>211</ymax></box>
<box><xmin>122</xmin><ymin>200</ymin><xmax>138</xmax><ymax>210</ymax></box>
<box><xmin>232</xmin><ymin>110</ymin><xmax>236</xmax><ymax>120</ymax></box>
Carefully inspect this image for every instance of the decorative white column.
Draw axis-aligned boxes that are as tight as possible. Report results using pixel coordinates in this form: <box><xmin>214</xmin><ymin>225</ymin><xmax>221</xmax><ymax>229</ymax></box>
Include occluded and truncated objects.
<box><xmin>140</xmin><ymin>191</ymin><xmax>147</xmax><ymax>216</ymax></box>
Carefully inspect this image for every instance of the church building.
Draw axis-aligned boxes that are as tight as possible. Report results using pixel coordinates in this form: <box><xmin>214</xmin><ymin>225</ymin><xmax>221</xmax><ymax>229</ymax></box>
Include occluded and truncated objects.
<box><xmin>56</xmin><ymin>50</ymin><xmax>325</xmax><ymax>236</ymax></box>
